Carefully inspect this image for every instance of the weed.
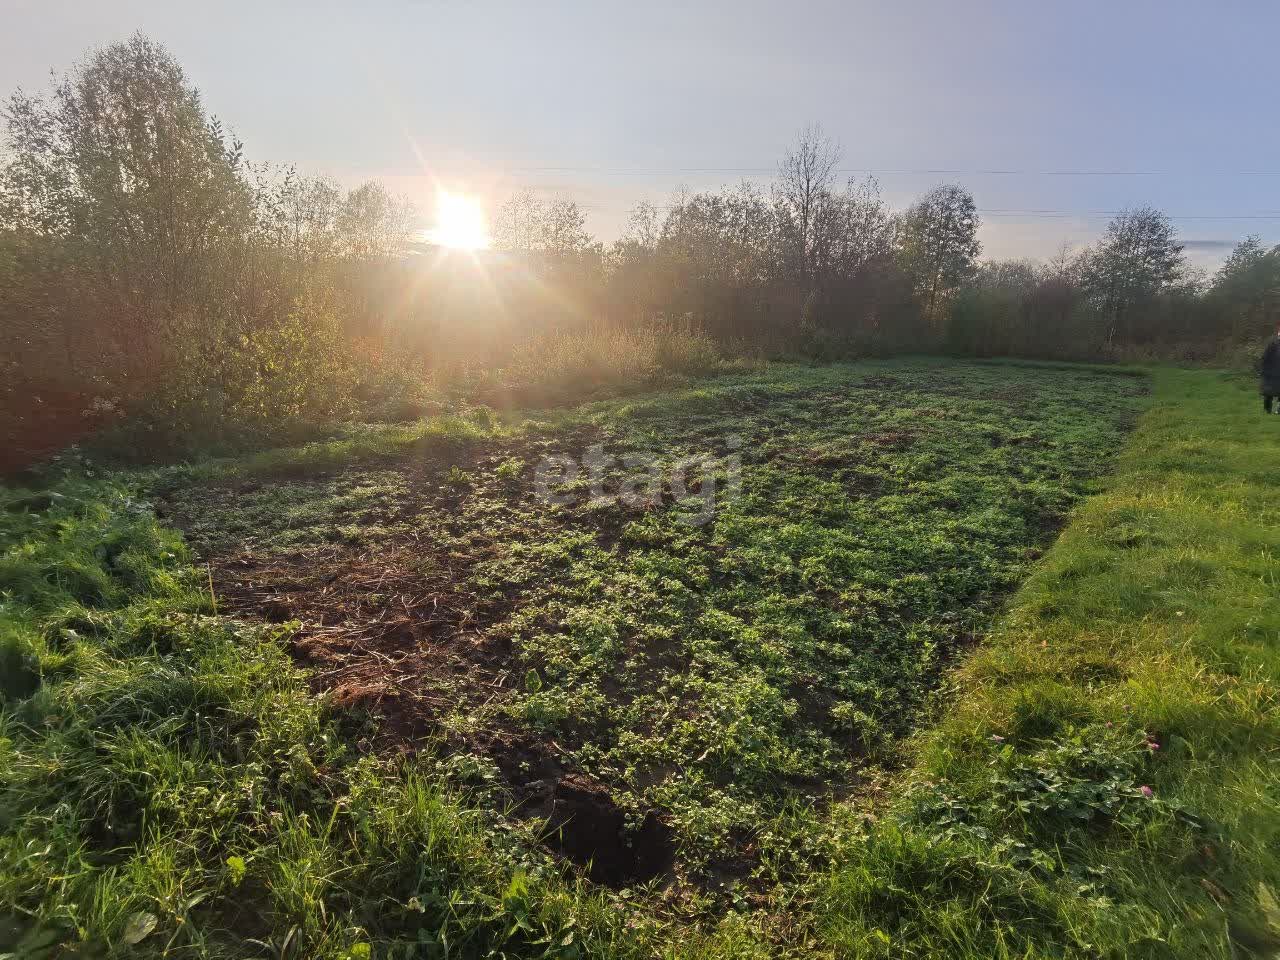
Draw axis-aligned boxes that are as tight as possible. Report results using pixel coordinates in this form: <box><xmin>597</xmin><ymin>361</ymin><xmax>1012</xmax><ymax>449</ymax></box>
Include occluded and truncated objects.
<box><xmin>164</xmin><ymin>358</ymin><xmax>1143</xmax><ymax>885</ymax></box>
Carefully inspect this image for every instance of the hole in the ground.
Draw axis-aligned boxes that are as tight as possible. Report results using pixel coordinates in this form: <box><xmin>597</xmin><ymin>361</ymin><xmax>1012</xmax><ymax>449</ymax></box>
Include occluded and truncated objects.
<box><xmin>544</xmin><ymin>775</ymin><xmax>674</xmax><ymax>887</ymax></box>
<box><xmin>0</xmin><ymin>639</ymin><xmax>40</xmax><ymax>702</ymax></box>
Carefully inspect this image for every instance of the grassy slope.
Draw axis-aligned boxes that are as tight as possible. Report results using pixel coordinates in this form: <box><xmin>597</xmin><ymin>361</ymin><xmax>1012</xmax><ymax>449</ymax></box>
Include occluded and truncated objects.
<box><xmin>0</xmin><ymin>363</ymin><xmax>1276</xmax><ymax>959</ymax></box>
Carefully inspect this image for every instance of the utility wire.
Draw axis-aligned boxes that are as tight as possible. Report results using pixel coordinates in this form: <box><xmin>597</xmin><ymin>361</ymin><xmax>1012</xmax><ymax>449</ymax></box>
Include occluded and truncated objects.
<box><xmin>562</xmin><ymin>201</ymin><xmax>1280</xmax><ymax>221</ymax></box>
<box><xmin>506</xmin><ymin>165</ymin><xmax>1280</xmax><ymax>177</ymax></box>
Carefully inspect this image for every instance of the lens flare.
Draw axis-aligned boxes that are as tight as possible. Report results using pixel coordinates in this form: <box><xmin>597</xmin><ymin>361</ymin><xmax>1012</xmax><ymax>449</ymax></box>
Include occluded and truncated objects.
<box><xmin>427</xmin><ymin>190</ymin><xmax>490</xmax><ymax>250</ymax></box>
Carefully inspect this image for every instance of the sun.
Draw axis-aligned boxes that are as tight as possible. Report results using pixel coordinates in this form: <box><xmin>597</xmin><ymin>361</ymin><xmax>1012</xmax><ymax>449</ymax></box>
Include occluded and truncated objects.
<box><xmin>427</xmin><ymin>190</ymin><xmax>490</xmax><ymax>250</ymax></box>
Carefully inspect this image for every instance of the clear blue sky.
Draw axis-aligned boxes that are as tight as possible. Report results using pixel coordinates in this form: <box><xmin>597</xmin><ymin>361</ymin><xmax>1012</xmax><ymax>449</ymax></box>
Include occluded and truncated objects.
<box><xmin>4</xmin><ymin>0</ymin><xmax>1279</xmax><ymax>266</ymax></box>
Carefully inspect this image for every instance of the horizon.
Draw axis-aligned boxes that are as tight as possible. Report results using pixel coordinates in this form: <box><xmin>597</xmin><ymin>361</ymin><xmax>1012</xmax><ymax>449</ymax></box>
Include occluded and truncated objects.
<box><xmin>4</xmin><ymin>0</ymin><xmax>1279</xmax><ymax>269</ymax></box>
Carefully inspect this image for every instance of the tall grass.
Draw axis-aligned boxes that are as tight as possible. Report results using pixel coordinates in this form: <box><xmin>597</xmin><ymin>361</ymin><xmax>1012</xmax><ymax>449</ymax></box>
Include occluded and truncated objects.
<box><xmin>457</xmin><ymin>324</ymin><xmax>734</xmax><ymax>408</ymax></box>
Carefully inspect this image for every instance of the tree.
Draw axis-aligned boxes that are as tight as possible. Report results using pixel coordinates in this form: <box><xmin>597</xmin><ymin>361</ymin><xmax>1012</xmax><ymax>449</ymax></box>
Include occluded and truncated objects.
<box><xmin>774</xmin><ymin>123</ymin><xmax>840</xmax><ymax>289</ymax></box>
<box><xmin>898</xmin><ymin>184</ymin><xmax>981</xmax><ymax>326</ymax></box>
<box><xmin>251</xmin><ymin>166</ymin><xmax>342</xmax><ymax>265</ymax></box>
<box><xmin>946</xmin><ymin>259</ymin><xmax>1041</xmax><ymax>356</ymax></box>
<box><xmin>652</xmin><ymin>183</ymin><xmax>778</xmax><ymax>340</ymax></box>
<box><xmin>810</xmin><ymin>176</ymin><xmax>895</xmax><ymax>281</ymax></box>
<box><xmin>539</xmin><ymin>198</ymin><xmax>593</xmax><ymax>259</ymax></box>
<box><xmin>619</xmin><ymin>201</ymin><xmax>662</xmax><ymax>250</ymax></box>
<box><xmin>493</xmin><ymin>192</ymin><xmax>591</xmax><ymax>259</ymax></box>
<box><xmin>1081</xmin><ymin>207</ymin><xmax>1185</xmax><ymax>344</ymax></box>
<box><xmin>801</xmin><ymin>176</ymin><xmax>909</xmax><ymax>341</ymax></box>
<box><xmin>492</xmin><ymin>189</ymin><xmax>542</xmax><ymax>253</ymax></box>
<box><xmin>1206</xmin><ymin>236</ymin><xmax>1280</xmax><ymax>340</ymax></box>
<box><xmin>604</xmin><ymin>202</ymin><xmax>666</xmax><ymax>324</ymax></box>
<box><xmin>336</xmin><ymin>180</ymin><xmax>413</xmax><ymax>262</ymax></box>
<box><xmin>0</xmin><ymin>32</ymin><xmax>252</xmax><ymax>336</ymax></box>
<box><xmin>1218</xmin><ymin>235</ymin><xmax>1268</xmax><ymax>279</ymax></box>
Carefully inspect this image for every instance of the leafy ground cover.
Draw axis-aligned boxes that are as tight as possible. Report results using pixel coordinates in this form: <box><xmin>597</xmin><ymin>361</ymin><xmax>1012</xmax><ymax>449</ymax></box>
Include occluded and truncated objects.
<box><xmin>2</xmin><ymin>359</ymin><xmax>1275</xmax><ymax>958</ymax></box>
<box><xmin>161</xmin><ymin>359</ymin><xmax>1143</xmax><ymax>889</ymax></box>
<box><xmin>810</xmin><ymin>366</ymin><xmax>1280</xmax><ymax>958</ymax></box>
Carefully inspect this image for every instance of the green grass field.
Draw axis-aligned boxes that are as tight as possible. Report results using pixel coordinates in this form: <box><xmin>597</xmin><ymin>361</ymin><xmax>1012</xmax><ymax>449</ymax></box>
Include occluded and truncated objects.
<box><xmin>1</xmin><ymin>359</ymin><xmax>1277</xmax><ymax>958</ymax></box>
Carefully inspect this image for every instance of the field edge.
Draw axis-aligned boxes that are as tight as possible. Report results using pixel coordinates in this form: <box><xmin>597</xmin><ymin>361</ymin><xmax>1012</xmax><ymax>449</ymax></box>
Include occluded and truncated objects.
<box><xmin>811</xmin><ymin>366</ymin><xmax>1280</xmax><ymax>958</ymax></box>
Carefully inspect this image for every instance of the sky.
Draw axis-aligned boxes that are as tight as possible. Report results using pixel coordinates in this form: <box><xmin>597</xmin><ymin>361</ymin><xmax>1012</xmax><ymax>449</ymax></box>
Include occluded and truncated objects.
<box><xmin>3</xmin><ymin>0</ymin><xmax>1280</xmax><ymax>268</ymax></box>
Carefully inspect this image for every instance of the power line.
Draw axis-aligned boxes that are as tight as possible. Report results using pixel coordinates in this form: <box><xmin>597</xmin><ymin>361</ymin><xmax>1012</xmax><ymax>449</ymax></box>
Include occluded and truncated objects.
<box><xmin>565</xmin><ymin>201</ymin><xmax>1280</xmax><ymax>221</ymax></box>
<box><xmin>508</xmin><ymin>165</ymin><xmax>1280</xmax><ymax>178</ymax></box>
<box><xmin>978</xmin><ymin>209</ymin><xmax>1280</xmax><ymax>220</ymax></box>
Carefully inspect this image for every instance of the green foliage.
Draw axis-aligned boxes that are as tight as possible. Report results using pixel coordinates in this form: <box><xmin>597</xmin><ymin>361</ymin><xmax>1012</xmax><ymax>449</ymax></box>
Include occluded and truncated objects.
<box><xmin>471</xmin><ymin>324</ymin><xmax>727</xmax><ymax>408</ymax></box>
<box><xmin>817</xmin><ymin>367</ymin><xmax>1280</xmax><ymax>958</ymax></box>
<box><xmin>2</xmin><ymin>359</ymin><xmax>1277</xmax><ymax>959</ymax></box>
<box><xmin>1080</xmin><ymin>207</ymin><xmax>1187</xmax><ymax>344</ymax></box>
<box><xmin>107</xmin><ymin>285</ymin><xmax>364</xmax><ymax>458</ymax></box>
<box><xmin>914</xmin><ymin>727</ymin><xmax>1175</xmax><ymax>848</ymax></box>
<box><xmin>0</xmin><ymin>35</ymin><xmax>420</xmax><ymax>469</ymax></box>
<box><xmin>1206</xmin><ymin>235</ymin><xmax>1280</xmax><ymax>342</ymax></box>
<box><xmin>166</xmin><ymin>359</ymin><xmax>1143</xmax><ymax>877</ymax></box>
<box><xmin>223</xmin><ymin>291</ymin><xmax>361</xmax><ymax>429</ymax></box>
<box><xmin>0</xmin><ymin>477</ymin><xmax>642</xmax><ymax>958</ymax></box>
<box><xmin>653</xmin><ymin>329</ymin><xmax>723</xmax><ymax>376</ymax></box>
<box><xmin>898</xmin><ymin>183</ymin><xmax>982</xmax><ymax>323</ymax></box>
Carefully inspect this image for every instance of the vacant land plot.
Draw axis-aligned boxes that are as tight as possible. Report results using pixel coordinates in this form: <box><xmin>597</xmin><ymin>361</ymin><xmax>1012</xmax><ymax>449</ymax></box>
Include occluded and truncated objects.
<box><xmin>163</xmin><ymin>359</ymin><xmax>1144</xmax><ymax>892</ymax></box>
<box><xmin>12</xmin><ymin>359</ymin><xmax>1277</xmax><ymax>959</ymax></box>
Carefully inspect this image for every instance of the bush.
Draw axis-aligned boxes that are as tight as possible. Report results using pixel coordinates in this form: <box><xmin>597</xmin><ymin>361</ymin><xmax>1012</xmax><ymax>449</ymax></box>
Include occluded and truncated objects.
<box><xmin>653</xmin><ymin>328</ymin><xmax>721</xmax><ymax>375</ymax></box>
<box><xmin>462</xmin><ymin>323</ymin><xmax>724</xmax><ymax>408</ymax></box>
<box><xmin>99</xmin><ymin>288</ymin><xmax>366</xmax><ymax>460</ymax></box>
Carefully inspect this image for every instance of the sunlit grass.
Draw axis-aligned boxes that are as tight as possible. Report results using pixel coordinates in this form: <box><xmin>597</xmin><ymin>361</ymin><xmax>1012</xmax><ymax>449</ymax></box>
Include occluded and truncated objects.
<box><xmin>814</xmin><ymin>367</ymin><xmax>1280</xmax><ymax>958</ymax></box>
<box><xmin>1</xmin><ymin>364</ymin><xmax>1277</xmax><ymax>958</ymax></box>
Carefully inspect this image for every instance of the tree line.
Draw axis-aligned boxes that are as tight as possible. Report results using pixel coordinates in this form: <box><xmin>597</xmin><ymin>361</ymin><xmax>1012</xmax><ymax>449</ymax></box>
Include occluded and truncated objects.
<box><xmin>2</xmin><ymin>36</ymin><xmax>1277</xmax><ymax>469</ymax></box>
<box><xmin>0</xmin><ymin>35</ymin><xmax>416</xmax><ymax>466</ymax></box>
<box><xmin>487</xmin><ymin>131</ymin><xmax>1275</xmax><ymax>364</ymax></box>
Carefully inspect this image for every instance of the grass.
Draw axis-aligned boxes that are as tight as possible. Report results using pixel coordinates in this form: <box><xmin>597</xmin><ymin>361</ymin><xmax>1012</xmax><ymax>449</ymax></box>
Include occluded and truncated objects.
<box><xmin>814</xmin><ymin>366</ymin><xmax>1280</xmax><ymax>957</ymax></box>
<box><xmin>0</xmin><ymin>359</ymin><xmax>1276</xmax><ymax>958</ymax></box>
<box><xmin>160</xmin><ymin>359</ymin><xmax>1141</xmax><ymax>886</ymax></box>
<box><xmin>438</xmin><ymin>324</ymin><xmax>749</xmax><ymax>413</ymax></box>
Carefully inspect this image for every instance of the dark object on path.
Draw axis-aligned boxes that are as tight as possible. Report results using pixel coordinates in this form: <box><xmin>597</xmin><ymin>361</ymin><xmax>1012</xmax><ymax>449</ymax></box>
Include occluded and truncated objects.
<box><xmin>1261</xmin><ymin>332</ymin><xmax>1280</xmax><ymax>414</ymax></box>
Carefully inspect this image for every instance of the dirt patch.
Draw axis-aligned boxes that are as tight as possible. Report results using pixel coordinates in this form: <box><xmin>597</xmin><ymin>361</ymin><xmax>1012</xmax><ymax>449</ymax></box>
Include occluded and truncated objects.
<box><xmin>204</xmin><ymin>527</ymin><xmax>526</xmax><ymax>748</ymax></box>
<box><xmin>531</xmin><ymin>775</ymin><xmax>674</xmax><ymax>887</ymax></box>
<box><xmin>864</xmin><ymin>430</ymin><xmax>916</xmax><ymax>451</ymax></box>
<box><xmin>166</xmin><ymin>428</ymin><xmax>684</xmax><ymax>887</ymax></box>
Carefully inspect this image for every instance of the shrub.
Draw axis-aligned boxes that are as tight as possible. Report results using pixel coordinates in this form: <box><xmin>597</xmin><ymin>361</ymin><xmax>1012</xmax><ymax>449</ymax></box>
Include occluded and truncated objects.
<box><xmin>98</xmin><ymin>288</ymin><xmax>364</xmax><ymax>459</ymax></box>
<box><xmin>465</xmin><ymin>323</ymin><xmax>725</xmax><ymax>408</ymax></box>
<box><xmin>653</xmin><ymin>329</ymin><xmax>721</xmax><ymax>375</ymax></box>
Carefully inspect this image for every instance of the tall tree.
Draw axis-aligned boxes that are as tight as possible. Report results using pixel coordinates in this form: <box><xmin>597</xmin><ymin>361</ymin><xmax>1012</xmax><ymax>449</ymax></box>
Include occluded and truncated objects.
<box><xmin>493</xmin><ymin>191</ymin><xmax>591</xmax><ymax>259</ymax></box>
<box><xmin>252</xmin><ymin>167</ymin><xmax>342</xmax><ymax>266</ymax></box>
<box><xmin>0</xmin><ymin>33</ymin><xmax>251</xmax><ymax>336</ymax></box>
<box><xmin>1081</xmin><ymin>207</ymin><xmax>1185</xmax><ymax>344</ymax></box>
<box><xmin>492</xmin><ymin>189</ymin><xmax>543</xmax><ymax>253</ymax></box>
<box><xmin>810</xmin><ymin>176</ymin><xmax>896</xmax><ymax>281</ymax></box>
<box><xmin>775</xmin><ymin>124</ymin><xmax>840</xmax><ymax>289</ymax></box>
<box><xmin>1206</xmin><ymin>235</ymin><xmax>1280</xmax><ymax>339</ymax></box>
<box><xmin>898</xmin><ymin>184</ymin><xmax>981</xmax><ymax>326</ymax></box>
<box><xmin>336</xmin><ymin>181</ymin><xmax>412</xmax><ymax>263</ymax></box>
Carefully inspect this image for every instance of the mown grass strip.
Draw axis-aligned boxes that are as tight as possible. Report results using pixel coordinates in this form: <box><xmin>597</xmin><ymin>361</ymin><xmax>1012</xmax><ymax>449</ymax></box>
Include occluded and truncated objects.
<box><xmin>814</xmin><ymin>367</ymin><xmax>1280</xmax><ymax>958</ymax></box>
